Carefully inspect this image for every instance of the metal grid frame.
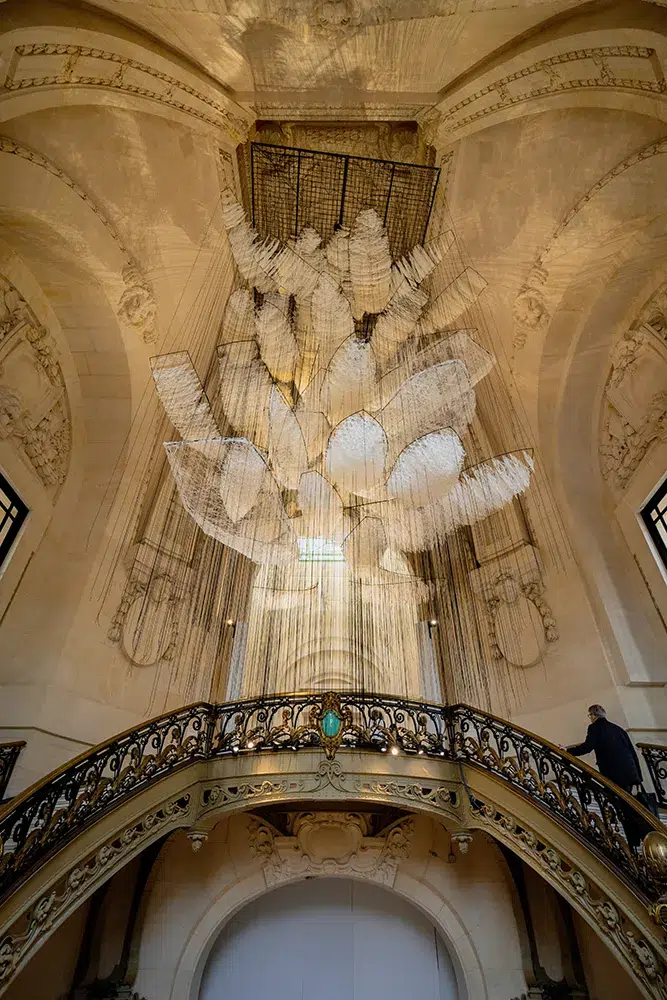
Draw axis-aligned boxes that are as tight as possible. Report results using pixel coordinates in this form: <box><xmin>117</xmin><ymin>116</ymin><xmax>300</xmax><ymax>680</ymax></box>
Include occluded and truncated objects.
<box><xmin>250</xmin><ymin>143</ymin><xmax>440</xmax><ymax>258</ymax></box>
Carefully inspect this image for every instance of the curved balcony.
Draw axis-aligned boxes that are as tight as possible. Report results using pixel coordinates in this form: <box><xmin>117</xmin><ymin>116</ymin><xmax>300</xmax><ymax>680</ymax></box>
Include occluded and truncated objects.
<box><xmin>0</xmin><ymin>693</ymin><xmax>666</xmax><ymax>998</ymax></box>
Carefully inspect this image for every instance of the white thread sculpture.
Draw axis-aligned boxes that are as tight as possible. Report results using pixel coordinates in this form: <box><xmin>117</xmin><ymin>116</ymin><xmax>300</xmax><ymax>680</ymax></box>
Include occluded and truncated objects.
<box><xmin>152</xmin><ymin>197</ymin><xmax>533</xmax><ymax>582</ymax></box>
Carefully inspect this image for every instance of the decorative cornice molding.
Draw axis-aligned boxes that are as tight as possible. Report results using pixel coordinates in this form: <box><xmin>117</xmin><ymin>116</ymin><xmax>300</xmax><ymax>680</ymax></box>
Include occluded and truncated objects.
<box><xmin>251</xmin><ymin>101</ymin><xmax>430</xmax><ymax>122</ymax></box>
<box><xmin>425</xmin><ymin>43</ymin><xmax>667</xmax><ymax>142</ymax></box>
<box><xmin>198</xmin><ymin>758</ymin><xmax>461</xmax><ymax>823</ymax></box>
<box><xmin>0</xmin><ymin>40</ymin><xmax>250</xmax><ymax>142</ymax></box>
<box><xmin>0</xmin><ymin>137</ymin><xmax>157</xmax><ymax>342</ymax></box>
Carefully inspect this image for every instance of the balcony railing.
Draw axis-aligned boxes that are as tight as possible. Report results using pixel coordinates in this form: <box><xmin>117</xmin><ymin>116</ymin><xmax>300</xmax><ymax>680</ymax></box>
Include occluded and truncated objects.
<box><xmin>0</xmin><ymin>741</ymin><xmax>25</xmax><ymax>801</ymax></box>
<box><xmin>638</xmin><ymin>741</ymin><xmax>667</xmax><ymax>808</ymax></box>
<box><xmin>0</xmin><ymin>694</ymin><xmax>663</xmax><ymax>908</ymax></box>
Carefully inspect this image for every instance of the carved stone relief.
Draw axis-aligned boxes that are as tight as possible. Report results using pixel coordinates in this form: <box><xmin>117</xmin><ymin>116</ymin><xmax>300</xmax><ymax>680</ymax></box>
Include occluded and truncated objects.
<box><xmin>471</xmin><ymin>544</ymin><xmax>558</xmax><ymax>667</ymax></box>
<box><xmin>107</xmin><ymin>475</ymin><xmax>197</xmax><ymax>667</ymax></box>
<box><xmin>599</xmin><ymin>304</ymin><xmax>667</xmax><ymax>492</ymax></box>
<box><xmin>0</xmin><ymin>276</ymin><xmax>71</xmax><ymax>492</ymax></box>
<box><xmin>107</xmin><ymin>574</ymin><xmax>179</xmax><ymax>666</ymax></box>
<box><xmin>225</xmin><ymin>0</ymin><xmax>452</xmax><ymax>33</ymax></box>
<box><xmin>247</xmin><ymin>810</ymin><xmax>414</xmax><ymax>886</ymax></box>
<box><xmin>254</xmin><ymin>121</ymin><xmax>427</xmax><ymax>164</ymax></box>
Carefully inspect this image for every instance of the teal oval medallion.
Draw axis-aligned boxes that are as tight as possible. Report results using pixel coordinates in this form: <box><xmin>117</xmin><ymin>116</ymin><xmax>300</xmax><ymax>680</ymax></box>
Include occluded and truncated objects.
<box><xmin>322</xmin><ymin>709</ymin><xmax>341</xmax><ymax>738</ymax></box>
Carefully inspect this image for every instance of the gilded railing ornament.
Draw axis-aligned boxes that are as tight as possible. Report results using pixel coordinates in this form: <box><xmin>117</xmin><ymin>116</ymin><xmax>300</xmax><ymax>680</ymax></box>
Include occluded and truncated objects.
<box><xmin>311</xmin><ymin>692</ymin><xmax>350</xmax><ymax>759</ymax></box>
<box><xmin>643</xmin><ymin>831</ymin><xmax>667</xmax><ymax>928</ymax></box>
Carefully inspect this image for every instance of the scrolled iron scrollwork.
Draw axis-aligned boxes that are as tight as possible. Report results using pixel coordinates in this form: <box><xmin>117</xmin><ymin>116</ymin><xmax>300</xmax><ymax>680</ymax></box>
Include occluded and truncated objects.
<box><xmin>0</xmin><ymin>694</ymin><xmax>663</xmax><ymax>912</ymax></box>
<box><xmin>638</xmin><ymin>742</ymin><xmax>667</xmax><ymax>808</ymax></box>
<box><xmin>0</xmin><ymin>704</ymin><xmax>211</xmax><ymax>901</ymax></box>
<box><xmin>0</xmin><ymin>742</ymin><xmax>24</xmax><ymax>801</ymax></box>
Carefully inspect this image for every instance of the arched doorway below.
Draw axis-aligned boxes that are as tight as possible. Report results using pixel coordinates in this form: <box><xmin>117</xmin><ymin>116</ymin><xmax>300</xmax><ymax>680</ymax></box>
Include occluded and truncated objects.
<box><xmin>198</xmin><ymin>877</ymin><xmax>461</xmax><ymax>999</ymax></box>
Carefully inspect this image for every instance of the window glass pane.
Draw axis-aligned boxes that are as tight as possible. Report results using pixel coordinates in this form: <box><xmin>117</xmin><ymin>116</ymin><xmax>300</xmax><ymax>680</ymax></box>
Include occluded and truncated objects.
<box><xmin>641</xmin><ymin>477</ymin><xmax>667</xmax><ymax>573</ymax></box>
<box><xmin>0</xmin><ymin>471</ymin><xmax>29</xmax><ymax>570</ymax></box>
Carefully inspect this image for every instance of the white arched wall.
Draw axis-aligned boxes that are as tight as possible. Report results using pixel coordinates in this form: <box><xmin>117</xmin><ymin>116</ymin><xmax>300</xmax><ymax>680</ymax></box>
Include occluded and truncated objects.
<box><xmin>198</xmin><ymin>877</ymin><xmax>460</xmax><ymax>1000</ymax></box>
<box><xmin>440</xmin><ymin>102</ymin><xmax>667</xmax><ymax>741</ymax></box>
<box><xmin>0</xmin><ymin>161</ymin><xmax>138</xmax><ymax>784</ymax></box>
<box><xmin>530</xmin><ymin>149</ymin><xmax>667</xmax><ymax>735</ymax></box>
<box><xmin>133</xmin><ymin>811</ymin><xmax>527</xmax><ymax>1000</ymax></box>
<box><xmin>0</xmin><ymin>75</ymin><xmax>240</xmax><ymax>785</ymax></box>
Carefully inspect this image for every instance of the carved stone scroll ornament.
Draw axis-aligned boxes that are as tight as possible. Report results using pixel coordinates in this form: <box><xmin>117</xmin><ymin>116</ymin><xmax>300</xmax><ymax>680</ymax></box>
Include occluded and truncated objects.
<box><xmin>247</xmin><ymin>811</ymin><xmax>414</xmax><ymax>886</ymax></box>
<box><xmin>513</xmin><ymin>266</ymin><xmax>550</xmax><ymax>351</ymax></box>
<box><xmin>472</xmin><ymin>545</ymin><xmax>558</xmax><ymax>667</ymax></box>
<box><xmin>117</xmin><ymin>265</ymin><xmax>157</xmax><ymax>344</ymax></box>
<box><xmin>0</xmin><ymin>275</ymin><xmax>71</xmax><ymax>491</ymax></box>
<box><xmin>474</xmin><ymin>802</ymin><xmax>667</xmax><ymax>1000</ymax></box>
<box><xmin>107</xmin><ymin>574</ymin><xmax>180</xmax><ymax>667</ymax></box>
<box><xmin>0</xmin><ymin>795</ymin><xmax>191</xmax><ymax>994</ymax></box>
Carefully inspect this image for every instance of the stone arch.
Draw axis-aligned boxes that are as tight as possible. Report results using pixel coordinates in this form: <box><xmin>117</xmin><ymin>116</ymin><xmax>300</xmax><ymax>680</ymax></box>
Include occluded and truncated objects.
<box><xmin>0</xmin><ymin>752</ymin><xmax>663</xmax><ymax>999</ymax></box>
<box><xmin>137</xmin><ymin>812</ymin><xmax>499</xmax><ymax>1000</ymax></box>
<box><xmin>492</xmin><ymin>131</ymin><xmax>667</xmax><ymax>694</ymax></box>
<box><xmin>0</xmin><ymin>140</ymin><xmax>145</xmax><ymax>728</ymax></box>
<box><xmin>176</xmin><ymin>869</ymin><xmax>484</xmax><ymax>1000</ymax></box>
<box><xmin>429</xmin><ymin>21</ymin><xmax>667</xmax><ymax>146</ymax></box>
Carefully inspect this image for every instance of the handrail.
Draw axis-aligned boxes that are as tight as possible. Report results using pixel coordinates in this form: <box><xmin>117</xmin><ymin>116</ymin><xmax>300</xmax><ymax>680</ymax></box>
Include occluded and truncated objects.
<box><xmin>637</xmin><ymin>741</ymin><xmax>667</xmax><ymax>807</ymax></box>
<box><xmin>0</xmin><ymin>693</ymin><xmax>663</xmax><ymax>910</ymax></box>
<box><xmin>0</xmin><ymin>742</ymin><xmax>25</xmax><ymax>802</ymax></box>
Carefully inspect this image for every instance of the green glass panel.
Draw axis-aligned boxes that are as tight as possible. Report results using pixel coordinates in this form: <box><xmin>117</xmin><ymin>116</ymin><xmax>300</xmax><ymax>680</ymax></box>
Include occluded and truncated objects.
<box><xmin>322</xmin><ymin>709</ymin><xmax>341</xmax><ymax>738</ymax></box>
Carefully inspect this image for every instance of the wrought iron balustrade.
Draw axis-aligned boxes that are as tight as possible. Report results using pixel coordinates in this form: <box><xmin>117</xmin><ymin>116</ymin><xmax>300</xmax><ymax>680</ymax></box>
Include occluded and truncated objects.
<box><xmin>638</xmin><ymin>741</ymin><xmax>667</xmax><ymax>808</ymax></box>
<box><xmin>211</xmin><ymin>691</ymin><xmax>449</xmax><ymax>758</ymax></box>
<box><xmin>0</xmin><ymin>742</ymin><xmax>24</xmax><ymax>801</ymax></box>
<box><xmin>0</xmin><ymin>704</ymin><xmax>211</xmax><ymax>901</ymax></box>
<box><xmin>0</xmin><ymin>693</ymin><xmax>663</xmax><ymax>910</ymax></box>
<box><xmin>448</xmin><ymin>706</ymin><xmax>660</xmax><ymax>901</ymax></box>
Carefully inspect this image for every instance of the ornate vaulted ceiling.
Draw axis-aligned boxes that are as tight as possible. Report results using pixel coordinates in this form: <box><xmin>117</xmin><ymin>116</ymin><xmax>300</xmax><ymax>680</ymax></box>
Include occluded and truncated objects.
<box><xmin>0</xmin><ymin>0</ymin><xmax>666</xmax><ymax>745</ymax></box>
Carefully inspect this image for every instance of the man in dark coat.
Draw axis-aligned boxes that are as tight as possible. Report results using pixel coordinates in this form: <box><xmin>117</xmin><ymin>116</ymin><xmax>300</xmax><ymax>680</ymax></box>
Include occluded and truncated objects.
<box><xmin>566</xmin><ymin>704</ymin><xmax>648</xmax><ymax>849</ymax></box>
<box><xmin>566</xmin><ymin>704</ymin><xmax>642</xmax><ymax>792</ymax></box>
